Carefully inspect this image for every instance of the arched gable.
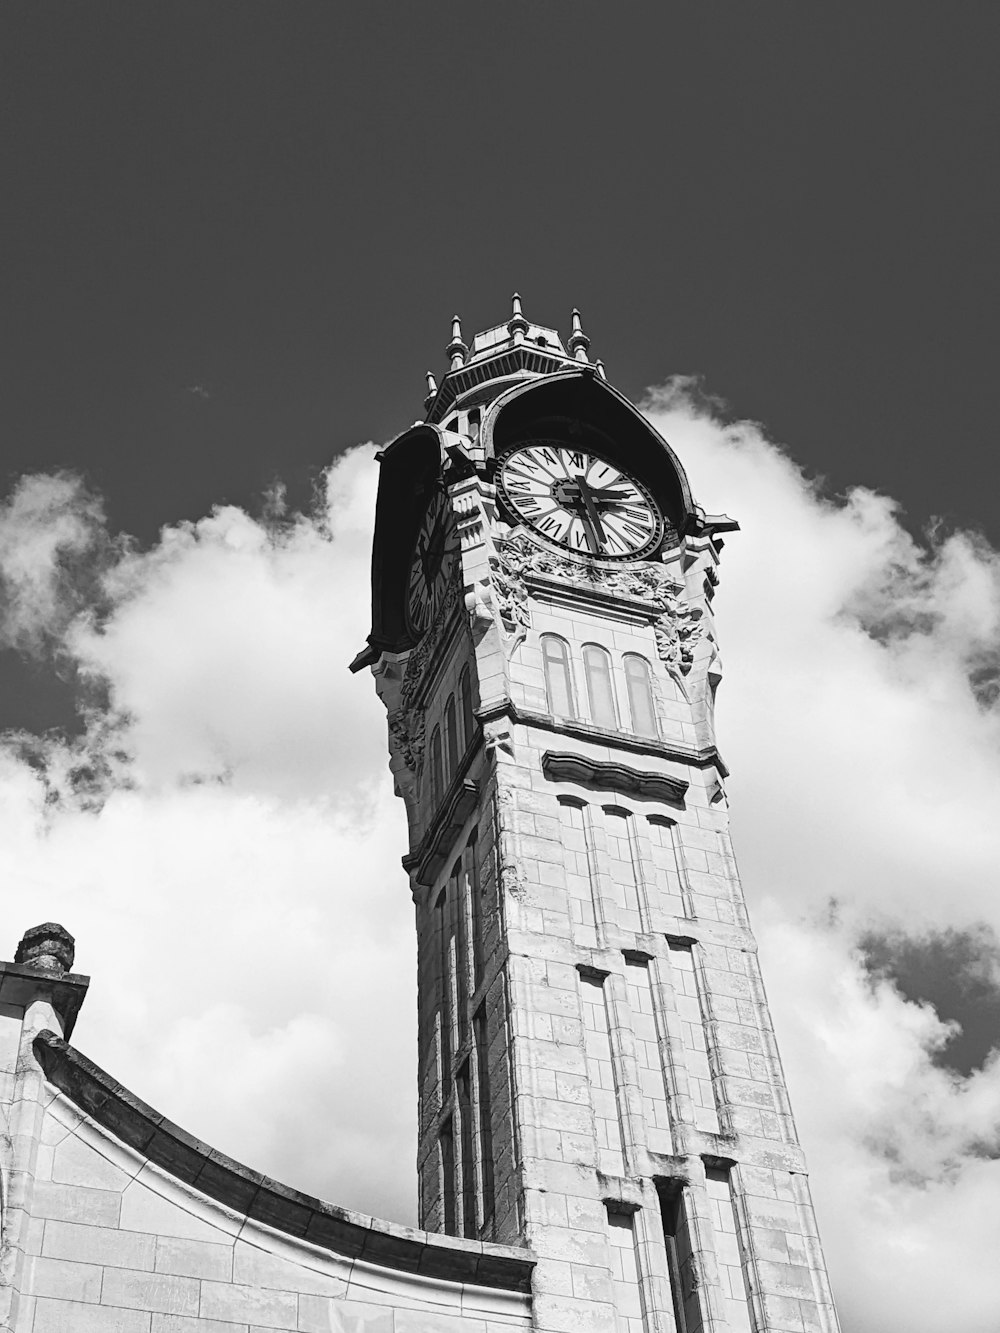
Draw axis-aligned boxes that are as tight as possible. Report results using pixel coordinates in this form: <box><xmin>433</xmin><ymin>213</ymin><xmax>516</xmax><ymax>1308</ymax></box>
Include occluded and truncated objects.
<box><xmin>367</xmin><ymin>423</ymin><xmax>445</xmax><ymax>654</ymax></box>
<box><xmin>482</xmin><ymin>370</ymin><xmax>695</xmax><ymax>534</ymax></box>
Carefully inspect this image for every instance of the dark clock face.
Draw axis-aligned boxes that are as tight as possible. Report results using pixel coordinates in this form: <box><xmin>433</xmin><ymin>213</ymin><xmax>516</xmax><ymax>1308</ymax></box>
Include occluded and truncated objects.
<box><xmin>406</xmin><ymin>487</ymin><xmax>460</xmax><ymax>635</ymax></box>
<box><xmin>497</xmin><ymin>441</ymin><xmax>663</xmax><ymax>559</ymax></box>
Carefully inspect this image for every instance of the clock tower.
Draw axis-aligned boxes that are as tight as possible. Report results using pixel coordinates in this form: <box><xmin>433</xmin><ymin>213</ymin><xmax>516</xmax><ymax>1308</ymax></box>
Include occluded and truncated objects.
<box><xmin>353</xmin><ymin>299</ymin><xmax>840</xmax><ymax>1333</ymax></box>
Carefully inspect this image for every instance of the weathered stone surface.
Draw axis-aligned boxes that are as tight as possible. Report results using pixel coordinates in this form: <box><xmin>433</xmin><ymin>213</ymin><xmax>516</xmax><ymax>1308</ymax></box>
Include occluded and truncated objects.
<box><xmin>15</xmin><ymin>922</ymin><xmax>75</xmax><ymax>973</ymax></box>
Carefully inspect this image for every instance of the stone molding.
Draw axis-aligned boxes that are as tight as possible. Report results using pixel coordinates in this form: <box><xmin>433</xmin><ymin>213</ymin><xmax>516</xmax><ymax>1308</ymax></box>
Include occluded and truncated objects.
<box><xmin>32</xmin><ymin>1030</ymin><xmax>535</xmax><ymax>1293</ymax></box>
<box><xmin>402</xmin><ymin>775</ymin><xmax>480</xmax><ymax>888</ymax></box>
<box><xmin>541</xmin><ymin>751</ymin><xmax>689</xmax><ymax>805</ymax></box>
<box><xmin>477</xmin><ymin>699</ymin><xmax>728</xmax><ymax>774</ymax></box>
<box><xmin>0</xmin><ymin>959</ymin><xmax>90</xmax><ymax>1039</ymax></box>
<box><xmin>492</xmin><ymin>532</ymin><xmax>703</xmax><ymax>677</ymax></box>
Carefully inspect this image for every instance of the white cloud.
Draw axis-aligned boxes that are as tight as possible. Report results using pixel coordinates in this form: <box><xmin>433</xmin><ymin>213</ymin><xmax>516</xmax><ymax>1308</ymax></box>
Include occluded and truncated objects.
<box><xmin>2</xmin><ymin>388</ymin><xmax>1000</xmax><ymax>1330</ymax></box>
<box><xmin>0</xmin><ymin>471</ymin><xmax>108</xmax><ymax>653</ymax></box>
<box><xmin>760</xmin><ymin>911</ymin><xmax>1000</xmax><ymax>1333</ymax></box>
<box><xmin>643</xmin><ymin>381</ymin><xmax>1000</xmax><ymax>1332</ymax></box>
<box><xmin>0</xmin><ymin>445</ymin><xmax>417</xmax><ymax>1221</ymax></box>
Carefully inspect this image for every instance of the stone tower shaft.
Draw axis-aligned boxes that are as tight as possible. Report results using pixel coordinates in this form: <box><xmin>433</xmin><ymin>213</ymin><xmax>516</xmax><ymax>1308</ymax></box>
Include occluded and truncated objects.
<box><xmin>357</xmin><ymin>302</ymin><xmax>840</xmax><ymax>1333</ymax></box>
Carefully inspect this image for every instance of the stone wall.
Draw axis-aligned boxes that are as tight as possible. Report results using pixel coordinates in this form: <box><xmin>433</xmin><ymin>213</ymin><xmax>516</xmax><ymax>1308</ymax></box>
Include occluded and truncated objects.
<box><xmin>0</xmin><ymin>965</ymin><xmax>533</xmax><ymax>1333</ymax></box>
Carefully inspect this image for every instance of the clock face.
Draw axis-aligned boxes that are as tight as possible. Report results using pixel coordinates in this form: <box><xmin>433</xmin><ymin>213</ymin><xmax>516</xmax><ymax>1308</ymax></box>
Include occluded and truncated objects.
<box><xmin>406</xmin><ymin>487</ymin><xmax>460</xmax><ymax>636</ymax></box>
<box><xmin>497</xmin><ymin>441</ymin><xmax>663</xmax><ymax>559</ymax></box>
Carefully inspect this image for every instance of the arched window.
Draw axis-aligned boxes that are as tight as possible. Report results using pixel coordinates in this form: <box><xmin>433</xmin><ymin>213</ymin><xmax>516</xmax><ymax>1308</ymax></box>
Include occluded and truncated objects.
<box><xmin>445</xmin><ymin>694</ymin><xmax>458</xmax><ymax>778</ymax></box>
<box><xmin>583</xmin><ymin>643</ymin><xmax>617</xmax><ymax>729</ymax></box>
<box><xmin>541</xmin><ymin>635</ymin><xmax>575</xmax><ymax>717</ymax></box>
<box><xmin>459</xmin><ymin>665</ymin><xmax>475</xmax><ymax>751</ymax></box>
<box><xmin>429</xmin><ymin>725</ymin><xmax>443</xmax><ymax>804</ymax></box>
<box><xmin>624</xmin><ymin>654</ymin><xmax>657</xmax><ymax>737</ymax></box>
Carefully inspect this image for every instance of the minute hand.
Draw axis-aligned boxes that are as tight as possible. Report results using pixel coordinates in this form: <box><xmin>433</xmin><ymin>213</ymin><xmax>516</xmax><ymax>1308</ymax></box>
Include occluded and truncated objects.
<box><xmin>576</xmin><ymin>477</ymin><xmax>607</xmax><ymax>552</ymax></box>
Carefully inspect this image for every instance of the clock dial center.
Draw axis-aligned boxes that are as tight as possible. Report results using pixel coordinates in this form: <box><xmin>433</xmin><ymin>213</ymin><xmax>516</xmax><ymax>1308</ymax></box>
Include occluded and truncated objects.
<box><xmin>498</xmin><ymin>442</ymin><xmax>663</xmax><ymax>560</ymax></box>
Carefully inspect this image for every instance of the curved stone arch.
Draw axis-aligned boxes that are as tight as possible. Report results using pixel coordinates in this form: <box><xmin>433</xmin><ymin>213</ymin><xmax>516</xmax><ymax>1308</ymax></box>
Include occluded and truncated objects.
<box><xmin>27</xmin><ymin>1031</ymin><xmax>533</xmax><ymax>1329</ymax></box>
<box><xmin>480</xmin><ymin>369</ymin><xmax>696</xmax><ymax>535</ymax></box>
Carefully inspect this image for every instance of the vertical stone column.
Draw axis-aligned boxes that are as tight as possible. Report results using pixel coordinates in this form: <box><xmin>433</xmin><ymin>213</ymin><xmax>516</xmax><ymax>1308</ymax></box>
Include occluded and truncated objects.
<box><xmin>0</xmin><ymin>923</ymin><xmax>89</xmax><ymax>1333</ymax></box>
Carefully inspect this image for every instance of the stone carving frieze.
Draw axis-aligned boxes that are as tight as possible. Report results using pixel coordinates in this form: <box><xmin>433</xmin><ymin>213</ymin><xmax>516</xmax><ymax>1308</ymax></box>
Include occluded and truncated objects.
<box><xmin>390</xmin><ymin>562</ymin><xmax>462</xmax><ymax>774</ymax></box>
<box><xmin>492</xmin><ymin>532</ymin><xmax>703</xmax><ymax>676</ymax></box>
<box><xmin>388</xmin><ymin>708</ymin><xmax>426</xmax><ymax>774</ymax></box>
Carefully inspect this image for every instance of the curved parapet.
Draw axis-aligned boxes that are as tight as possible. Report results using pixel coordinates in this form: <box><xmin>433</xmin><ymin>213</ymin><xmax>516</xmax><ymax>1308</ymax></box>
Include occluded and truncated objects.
<box><xmin>24</xmin><ymin>1031</ymin><xmax>533</xmax><ymax>1331</ymax></box>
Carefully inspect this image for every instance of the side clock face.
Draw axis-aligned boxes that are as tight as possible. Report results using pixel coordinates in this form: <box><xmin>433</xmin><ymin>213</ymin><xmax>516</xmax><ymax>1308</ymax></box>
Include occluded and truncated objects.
<box><xmin>406</xmin><ymin>486</ymin><xmax>460</xmax><ymax>636</ymax></box>
<box><xmin>497</xmin><ymin>441</ymin><xmax>663</xmax><ymax>559</ymax></box>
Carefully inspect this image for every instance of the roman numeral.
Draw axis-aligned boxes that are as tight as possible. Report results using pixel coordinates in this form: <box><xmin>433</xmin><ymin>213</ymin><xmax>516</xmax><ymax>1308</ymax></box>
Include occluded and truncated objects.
<box><xmin>618</xmin><ymin>519</ymin><xmax>650</xmax><ymax>542</ymax></box>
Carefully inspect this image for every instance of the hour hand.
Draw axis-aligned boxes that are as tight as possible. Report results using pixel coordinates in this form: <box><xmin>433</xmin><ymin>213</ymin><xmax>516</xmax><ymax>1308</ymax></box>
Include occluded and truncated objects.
<box><xmin>576</xmin><ymin>477</ymin><xmax>607</xmax><ymax>552</ymax></box>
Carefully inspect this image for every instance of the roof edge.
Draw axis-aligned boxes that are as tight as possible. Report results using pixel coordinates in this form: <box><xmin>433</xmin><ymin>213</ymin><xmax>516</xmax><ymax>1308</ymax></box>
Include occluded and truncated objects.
<box><xmin>33</xmin><ymin>1030</ymin><xmax>534</xmax><ymax>1293</ymax></box>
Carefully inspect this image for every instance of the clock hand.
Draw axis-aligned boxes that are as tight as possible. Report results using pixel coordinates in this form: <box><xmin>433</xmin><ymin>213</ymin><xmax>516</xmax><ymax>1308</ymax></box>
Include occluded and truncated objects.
<box><xmin>575</xmin><ymin>476</ymin><xmax>607</xmax><ymax>551</ymax></box>
<box><xmin>421</xmin><ymin>511</ymin><xmax>446</xmax><ymax>586</ymax></box>
<box><xmin>589</xmin><ymin>486</ymin><xmax>633</xmax><ymax>505</ymax></box>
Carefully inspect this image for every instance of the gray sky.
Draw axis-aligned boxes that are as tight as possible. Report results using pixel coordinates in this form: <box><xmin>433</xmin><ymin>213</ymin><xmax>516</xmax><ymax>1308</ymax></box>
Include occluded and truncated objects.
<box><xmin>2</xmin><ymin>8</ymin><xmax>1000</xmax><ymax>1330</ymax></box>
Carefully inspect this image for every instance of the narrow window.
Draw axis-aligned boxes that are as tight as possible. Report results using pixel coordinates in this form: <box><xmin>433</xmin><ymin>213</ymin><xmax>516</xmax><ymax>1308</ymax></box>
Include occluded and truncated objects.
<box><xmin>444</xmin><ymin>694</ymin><xmax>458</xmax><ymax>780</ymax></box>
<box><xmin>468</xmin><ymin>407</ymin><xmax>481</xmax><ymax>442</ymax></box>
<box><xmin>437</xmin><ymin>888</ymin><xmax>452</xmax><ymax>1081</ymax></box>
<box><xmin>473</xmin><ymin>1008</ymin><xmax>494</xmax><ymax>1228</ymax></box>
<box><xmin>578</xmin><ymin>971</ymin><xmax>625</xmax><ymax>1175</ymax></box>
<box><xmin>669</xmin><ymin>941</ymin><xmax>720</xmax><ymax>1133</ymax></box>
<box><xmin>606</xmin><ymin>1208</ymin><xmax>644</xmax><ymax>1333</ymax></box>
<box><xmin>440</xmin><ymin>1118</ymin><xmax>456</xmax><ymax>1235</ymax></box>
<box><xmin>706</xmin><ymin>1167</ymin><xmax>755</xmax><ymax>1333</ymax></box>
<box><xmin>583</xmin><ymin>643</ymin><xmax>617</xmax><ymax>729</ymax></box>
<box><xmin>541</xmin><ymin>634</ymin><xmax>575</xmax><ymax>717</ymax></box>
<box><xmin>468</xmin><ymin>829</ymin><xmax>484</xmax><ymax>987</ymax></box>
<box><xmin>459</xmin><ymin>664</ymin><xmax>475</xmax><ymax>752</ymax></box>
<box><xmin>429</xmin><ymin>725</ymin><xmax>443</xmax><ymax>805</ymax></box>
<box><xmin>659</xmin><ymin>1185</ymin><xmax>699</xmax><ymax>1333</ymax></box>
<box><xmin>453</xmin><ymin>859</ymin><xmax>468</xmax><ymax>1033</ymax></box>
<box><xmin>624</xmin><ymin>654</ymin><xmax>657</xmax><ymax>737</ymax></box>
<box><xmin>457</xmin><ymin>1060</ymin><xmax>477</xmax><ymax>1238</ymax></box>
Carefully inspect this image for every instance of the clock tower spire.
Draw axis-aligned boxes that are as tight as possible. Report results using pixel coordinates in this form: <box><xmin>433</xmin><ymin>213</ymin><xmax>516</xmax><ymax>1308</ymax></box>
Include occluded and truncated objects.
<box><xmin>354</xmin><ymin>300</ymin><xmax>840</xmax><ymax>1333</ymax></box>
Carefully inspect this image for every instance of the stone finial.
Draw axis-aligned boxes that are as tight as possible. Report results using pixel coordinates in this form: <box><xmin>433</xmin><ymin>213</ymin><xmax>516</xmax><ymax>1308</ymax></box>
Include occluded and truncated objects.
<box><xmin>568</xmin><ymin>307</ymin><xmax>591</xmax><ymax>363</ymax></box>
<box><xmin>424</xmin><ymin>370</ymin><xmax>438</xmax><ymax>410</ymax></box>
<box><xmin>447</xmin><ymin>315</ymin><xmax>468</xmax><ymax>370</ymax></box>
<box><xmin>507</xmin><ymin>291</ymin><xmax>529</xmax><ymax>344</ymax></box>
<box><xmin>595</xmin><ymin>358</ymin><xmax>608</xmax><ymax>381</ymax></box>
<box><xmin>15</xmin><ymin>922</ymin><xmax>75</xmax><ymax>975</ymax></box>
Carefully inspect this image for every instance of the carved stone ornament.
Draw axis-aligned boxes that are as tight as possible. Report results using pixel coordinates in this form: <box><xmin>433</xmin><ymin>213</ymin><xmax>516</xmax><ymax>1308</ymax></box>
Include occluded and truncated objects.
<box><xmin>388</xmin><ymin>707</ymin><xmax>426</xmax><ymax>774</ymax></box>
<box><xmin>391</xmin><ymin>561</ymin><xmax>462</xmax><ymax>774</ymax></box>
<box><xmin>15</xmin><ymin>921</ymin><xmax>75</xmax><ymax>974</ymax></box>
<box><xmin>493</xmin><ymin>532</ymin><xmax>703</xmax><ymax>675</ymax></box>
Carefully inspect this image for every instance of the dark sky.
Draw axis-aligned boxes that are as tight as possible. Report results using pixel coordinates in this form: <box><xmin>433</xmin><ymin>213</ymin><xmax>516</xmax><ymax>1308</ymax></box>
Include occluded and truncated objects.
<box><xmin>1</xmin><ymin>3</ymin><xmax>998</xmax><ymax>729</ymax></box>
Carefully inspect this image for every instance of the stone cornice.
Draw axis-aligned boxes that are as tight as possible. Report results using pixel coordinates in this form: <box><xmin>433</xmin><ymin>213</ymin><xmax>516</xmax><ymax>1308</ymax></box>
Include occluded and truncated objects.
<box><xmin>541</xmin><ymin>751</ymin><xmax>688</xmax><ymax>806</ymax></box>
<box><xmin>402</xmin><ymin>775</ymin><xmax>480</xmax><ymax>889</ymax></box>
<box><xmin>476</xmin><ymin>700</ymin><xmax>728</xmax><ymax>774</ymax></box>
<box><xmin>33</xmin><ymin>1031</ymin><xmax>534</xmax><ymax>1293</ymax></box>
<box><xmin>0</xmin><ymin>961</ymin><xmax>90</xmax><ymax>1039</ymax></box>
<box><xmin>426</xmin><ymin>353</ymin><xmax>576</xmax><ymax>423</ymax></box>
